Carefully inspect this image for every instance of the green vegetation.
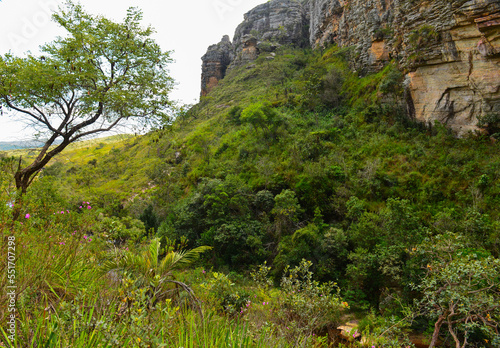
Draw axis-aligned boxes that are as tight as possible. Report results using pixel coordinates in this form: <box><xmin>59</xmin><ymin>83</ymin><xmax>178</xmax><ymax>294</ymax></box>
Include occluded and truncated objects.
<box><xmin>407</xmin><ymin>25</ymin><xmax>440</xmax><ymax>65</ymax></box>
<box><xmin>0</xmin><ymin>1</ymin><xmax>173</xmax><ymax>217</ymax></box>
<box><xmin>1</xmin><ymin>41</ymin><xmax>500</xmax><ymax>347</ymax></box>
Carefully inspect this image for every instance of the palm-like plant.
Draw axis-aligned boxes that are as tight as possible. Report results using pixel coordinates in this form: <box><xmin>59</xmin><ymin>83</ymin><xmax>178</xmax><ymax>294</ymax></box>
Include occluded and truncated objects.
<box><xmin>102</xmin><ymin>238</ymin><xmax>211</xmax><ymax>313</ymax></box>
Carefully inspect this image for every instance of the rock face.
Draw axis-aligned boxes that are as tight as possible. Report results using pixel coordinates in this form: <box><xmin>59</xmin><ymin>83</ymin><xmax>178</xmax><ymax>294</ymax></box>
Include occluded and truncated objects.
<box><xmin>308</xmin><ymin>0</ymin><xmax>500</xmax><ymax>135</ymax></box>
<box><xmin>407</xmin><ymin>0</ymin><xmax>500</xmax><ymax>135</ymax></box>
<box><xmin>200</xmin><ymin>35</ymin><xmax>234</xmax><ymax>97</ymax></box>
<box><xmin>232</xmin><ymin>0</ymin><xmax>310</xmax><ymax>65</ymax></box>
<box><xmin>200</xmin><ymin>0</ymin><xmax>309</xmax><ymax>96</ymax></box>
<box><xmin>201</xmin><ymin>0</ymin><xmax>500</xmax><ymax>135</ymax></box>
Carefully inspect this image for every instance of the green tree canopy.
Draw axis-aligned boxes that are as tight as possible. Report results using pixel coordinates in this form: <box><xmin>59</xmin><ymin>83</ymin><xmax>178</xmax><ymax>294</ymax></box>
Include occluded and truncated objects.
<box><xmin>412</xmin><ymin>233</ymin><xmax>500</xmax><ymax>348</ymax></box>
<box><xmin>0</xmin><ymin>1</ymin><xmax>173</xmax><ymax>201</ymax></box>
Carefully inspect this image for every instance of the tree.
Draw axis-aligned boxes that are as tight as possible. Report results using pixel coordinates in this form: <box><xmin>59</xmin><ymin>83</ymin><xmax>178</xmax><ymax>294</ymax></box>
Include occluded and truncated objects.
<box><xmin>240</xmin><ymin>102</ymin><xmax>282</xmax><ymax>140</ymax></box>
<box><xmin>0</xmin><ymin>1</ymin><xmax>173</xmax><ymax>217</ymax></box>
<box><xmin>271</xmin><ymin>189</ymin><xmax>302</xmax><ymax>238</ymax></box>
<box><xmin>412</xmin><ymin>233</ymin><xmax>500</xmax><ymax>348</ymax></box>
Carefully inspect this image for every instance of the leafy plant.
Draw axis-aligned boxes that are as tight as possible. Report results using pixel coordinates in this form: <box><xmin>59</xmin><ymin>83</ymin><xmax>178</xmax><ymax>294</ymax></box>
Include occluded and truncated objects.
<box><xmin>275</xmin><ymin>259</ymin><xmax>346</xmax><ymax>339</ymax></box>
<box><xmin>241</xmin><ymin>102</ymin><xmax>283</xmax><ymax>141</ymax></box>
<box><xmin>102</xmin><ymin>238</ymin><xmax>211</xmax><ymax>306</ymax></box>
<box><xmin>412</xmin><ymin>232</ymin><xmax>500</xmax><ymax>347</ymax></box>
<box><xmin>477</xmin><ymin>113</ymin><xmax>500</xmax><ymax>136</ymax></box>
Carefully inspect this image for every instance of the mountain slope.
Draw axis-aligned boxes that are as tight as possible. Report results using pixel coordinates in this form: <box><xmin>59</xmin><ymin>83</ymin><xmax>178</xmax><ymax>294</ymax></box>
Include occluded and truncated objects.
<box><xmin>28</xmin><ymin>44</ymin><xmax>500</xmax><ymax>309</ymax></box>
<box><xmin>202</xmin><ymin>0</ymin><xmax>500</xmax><ymax>136</ymax></box>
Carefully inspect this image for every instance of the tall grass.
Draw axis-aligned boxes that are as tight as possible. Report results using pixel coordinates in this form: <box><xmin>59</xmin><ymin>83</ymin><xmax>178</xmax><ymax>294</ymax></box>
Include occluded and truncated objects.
<box><xmin>0</xmin><ymin>190</ymin><xmax>304</xmax><ymax>348</ymax></box>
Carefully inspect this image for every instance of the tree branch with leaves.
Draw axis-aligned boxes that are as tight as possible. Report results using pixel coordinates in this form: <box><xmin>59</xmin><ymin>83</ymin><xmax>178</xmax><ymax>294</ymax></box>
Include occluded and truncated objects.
<box><xmin>411</xmin><ymin>232</ymin><xmax>500</xmax><ymax>348</ymax></box>
<box><xmin>0</xmin><ymin>1</ymin><xmax>174</xmax><ymax>219</ymax></box>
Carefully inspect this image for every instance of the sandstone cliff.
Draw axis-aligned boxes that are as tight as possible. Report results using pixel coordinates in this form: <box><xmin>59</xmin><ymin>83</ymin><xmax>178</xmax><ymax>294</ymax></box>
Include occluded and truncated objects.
<box><xmin>201</xmin><ymin>0</ymin><xmax>500</xmax><ymax>135</ymax></box>
<box><xmin>201</xmin><ymin>0</ymin><xmax>309</xmax><ymax>96</ymax></box>
<box><xmin>200</xmin><ymin>35</ymin><xmax>234</xmax><ymax>97</ymax></box>
<box><xmin>232</xmin><ymin>0</ymin><xmax>310</xmax><ymax>66</ymax></box>
<box><xmin>309</xmin><ymin>0</ymin><xmax>500</xmax><ymax>135</ymax></box>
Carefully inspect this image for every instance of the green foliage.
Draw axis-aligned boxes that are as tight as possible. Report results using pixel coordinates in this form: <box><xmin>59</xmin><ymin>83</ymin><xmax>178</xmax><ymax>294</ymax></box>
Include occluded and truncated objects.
<box><xmin>408</xmin><ymin>25</ymin><xmax>439</xmax><ymax>64</ymax></box>
<box><xmin>5</xmin><ymin>39</ymin><xmax>500</xmax><ymax>348</ymax></box>
<box><xmin>0</xmin><ymin>1</ymin><xmax>173</xmax><ymax>196</ymax></box>
<box><xmin>411</xmin><ymin>232</ymin><xmax>500</xmax><ymax>347</ymax></box>
<box><xmin>139</xmin><ymin>204</ymin><xmax>159</xmax><ymax>234</ymax></box>
<box><xmin>477</xmin><ymin>112</ymin><xmax>500</xmax><ymax>136</ymax></box>
<box><xmin>357</xmin><ymin>310</ymin><xmax>414</xmax><ymax>347</ymax></box>
<box><xmin>241</xmin><ymin>102</ymin><xmax>283</xmax><ymax>140</ymax></box>
<box><xmin>408</xmin><ymin>25</ymin><xmax>439</xmax><ymax>49</ymax></box>
<box><xmin>227</xmin><ymin>105</ymin><xmax>243</xmax><ymax>125</ymax></box>
<box><xmin>272</xmin><ymin>189</ymin><xmax>302</xmax><ymax>237</ymax></box>
<box><xmin>345</xmin><ymin>198</ymin><xmax>428</xmax><ymax>308</ymax></box>
<box><xmin>275</xmin><ymin>259</ymin><xmax>345</xmax><ymax>338</ymax></box>
<box><xmin>96</xmin><ymin>215</ymin><xmax>146</xmax><ymax>244</ymax></box>
<box><xmin>251</xmin><ymin>262</ymin><xmax>274</xmax><ymax>290</ymax></box>
<box><xmin>161</xmin><ymin>177</ymin><xmax>272</xmax><ymax>267</ymax></box>
<box><xmin>274</xmin><ymin>223</ymin><xmax>321</xmax><ymax>274</ymax></box>
<box><xmin>200</xmin><ymin>271</ymin><xmax>251</xmax><ymax>317</ymax></box>
<box><xmin>101</xmin><ymin>238</ymin><xmax>211</xmax><ymax>304</ymax></box>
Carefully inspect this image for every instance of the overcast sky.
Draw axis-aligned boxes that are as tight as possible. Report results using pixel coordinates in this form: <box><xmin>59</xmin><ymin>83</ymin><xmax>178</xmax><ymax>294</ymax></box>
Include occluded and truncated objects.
<box><xmin>0</xmin><ymin>0</ymin><xmax>265</xmax><ymax>141</ymax></box>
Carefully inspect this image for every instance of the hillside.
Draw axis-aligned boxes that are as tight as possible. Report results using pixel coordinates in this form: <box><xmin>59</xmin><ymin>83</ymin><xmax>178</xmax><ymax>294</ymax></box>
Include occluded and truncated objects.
<box><xmin>0</xmin><ymin>140</ymin><xmax>53</xmax><ymax>151</ymax></box>
<box><xmin>202</xmin><ymin>0</ymin><xmax>500</xmax><ymax>136</ymax></box>
<box><xmin>23</xmin><ymin>44</ymin><xmax>500</xmax><ymax>307</ymax></box>
<box><xmin>1</xmin><ymin>1</ymin><xmax>500</xmax><ymax>346</ymax></box>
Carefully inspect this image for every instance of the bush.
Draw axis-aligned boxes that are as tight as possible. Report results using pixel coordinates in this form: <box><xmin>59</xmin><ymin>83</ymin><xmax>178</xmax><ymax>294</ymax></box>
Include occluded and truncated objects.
<box><xmin>357</xmin><ymin>311</ymin><xmax>414</xmax><ymax>347</ymax></box>
<box><xmin>274</xmin><ymin>259</ymin><xmax>346</xmax><ymax>337</ymax></box>
<box><xmin>412</xmin><ymin>233</ymin><xmax>500</xmax><ymax>347</ymax></box>
<box><xmin>240</xmin><ymin>102</ymin><xmax>282</xmax><ymax>140</ymax></box>
<box><xmin>139</xmin><ymin>204</ymin><xmax>159</xmax><ymax>234</ymax></box>
<box><xmin>477</xmin><ymin>113</ymin><xmax>500</xmax><ymax>135</ymax></box>
<box><xmin>97</xmin><ymin>215</ymin><xmax>145</xmax><ymax>244</ymax></box>
<box><xmin>200</xmin><ymin>272</ymin><xmax>251</xmax><ymax>317</ymax></box>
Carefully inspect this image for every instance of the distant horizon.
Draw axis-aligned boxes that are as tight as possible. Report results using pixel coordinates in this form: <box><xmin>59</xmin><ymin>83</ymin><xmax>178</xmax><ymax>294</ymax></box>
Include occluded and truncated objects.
<box><xmin>0</xmin><ymin>132</ymin><xmax>135</xmax><ymax>151</ymax></box>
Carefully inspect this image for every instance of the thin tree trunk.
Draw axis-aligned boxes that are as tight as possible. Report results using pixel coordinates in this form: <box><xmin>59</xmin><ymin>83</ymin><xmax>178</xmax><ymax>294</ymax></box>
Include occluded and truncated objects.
<box><xmin>429</xmin><ymin>315</ymin><xmax>445</xmax><ymax>348</ymax></box>
<box><xmin>11</xmin><ymin>192</ymin><xmax>23</xmax><ymax>221</ymax></box>
<box><xmin>447</xmin><ymin>320</ymin><xmax>461</xmax><ymax>348</ymax></box>
<box><xmin>11</xmin><ymin>157</ymin><xmax>25</xmax><ymax>221</ymax></box>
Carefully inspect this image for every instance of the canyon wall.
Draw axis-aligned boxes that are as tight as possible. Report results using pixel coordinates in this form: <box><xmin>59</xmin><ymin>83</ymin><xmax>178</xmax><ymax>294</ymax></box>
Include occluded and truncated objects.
<box><xmin>201</xmin><ymin>0</ymin><xmax>500</xmax><ymax>135</ymax></box>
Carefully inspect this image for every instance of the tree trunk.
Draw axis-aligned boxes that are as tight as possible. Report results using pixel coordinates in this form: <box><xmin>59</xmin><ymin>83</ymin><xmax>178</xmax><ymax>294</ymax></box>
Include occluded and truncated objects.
<box><xmin>11</xmin><ymin>193</ymin><xmax>23</xmax><ymax>221</ymax></box>
<box><xmin>10</xmin><ymin>137</ymin><xmax>72</xmax><ymax>221</ymax></box>
<box><xmin>447</xmin><ymin>318</ymin><xmax>462</xmax><ymax>348</ymax></box>
<box><xmin>428</xmin><ymin>316</ymin><xmax>445</xmax><ymax>348</ymax></box>
<box><xmin>12</xmin><ymin>163</ymin><xmax>40</xmax><ymax>221</ymax></box>
<box><xmin>11</xmin><ymin>157</ymin><xmax>27</xmax><ymax>221</ymax></box>
<box><xmin>11</xmin><ymin>185</ymin><xmax>29</xmax><ymax>221</ymax></box>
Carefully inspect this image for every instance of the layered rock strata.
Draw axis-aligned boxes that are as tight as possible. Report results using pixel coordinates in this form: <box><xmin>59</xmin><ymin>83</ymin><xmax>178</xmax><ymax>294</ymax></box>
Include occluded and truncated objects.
<box><xmin>232</xmin><ymin>0</ymin><xmax>310</xmax><ymax>65</ymax></box>
<box><xmin>309</xmin><ymin>0</ymin><xmax>500</xmax><ymax>135</ymax></box>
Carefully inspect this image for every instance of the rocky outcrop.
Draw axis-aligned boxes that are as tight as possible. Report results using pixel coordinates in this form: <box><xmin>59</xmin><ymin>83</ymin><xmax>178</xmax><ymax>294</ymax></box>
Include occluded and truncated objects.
<box><xmin>407</xmin><ymin>0</ymin><xmax>500</xmax><ymax>135</ymax></box>
<box><xmin>309</xmin><ymin>0</ymin><xmax>500</xmax><ymax>135</ymax></box>
<box><xmin>201</xmin><ymin>35</ymin><xmax>234</xmax><ymax>97</ymax></box>
<box><xmin>201</xmin><ymin>0</ymin><xmax>500</xmax><ymax>135</ymax></box>
<box><xmin>200</xmin><ymin>0</ymin><xmax>309</xmax><ymax>97</ymax></box>
<box><xmin>231</xmin><ymin>0</ymin><xmax>310</xmax><ymax>65</ymax></box>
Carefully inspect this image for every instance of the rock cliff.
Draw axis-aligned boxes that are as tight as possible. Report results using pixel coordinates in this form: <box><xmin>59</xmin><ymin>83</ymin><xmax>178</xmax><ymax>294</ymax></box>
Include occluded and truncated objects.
<box><xmin>200</xmin><ymin>35</ymin><xmax>234</xmax><ymax>97</ymax></box>
<box><xmin>231</xmin><ymin>0</ymin><xmax>310</xmax><ymax>66</ymax></box>
<box><xmin>201</xmin><ymin>0</ymin><xmax>500</xmax><ymax>135</ymax></box>
<box><xmin>308</xmin><ymin>0</ymin><xmax>500</xmax><ymax>135</ymax></box>
<box><xmin>201</xmin><ymin>0</ymin><xmax>309</xmax><ymax>96</ymax></box>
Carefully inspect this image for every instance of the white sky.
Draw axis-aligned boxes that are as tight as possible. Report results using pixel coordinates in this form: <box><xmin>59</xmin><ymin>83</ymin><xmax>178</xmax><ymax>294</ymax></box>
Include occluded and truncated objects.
<box><xmin>0</xmin><ymin>0</ymin><xmax>265</xmax><ymax>141</ymax></box>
